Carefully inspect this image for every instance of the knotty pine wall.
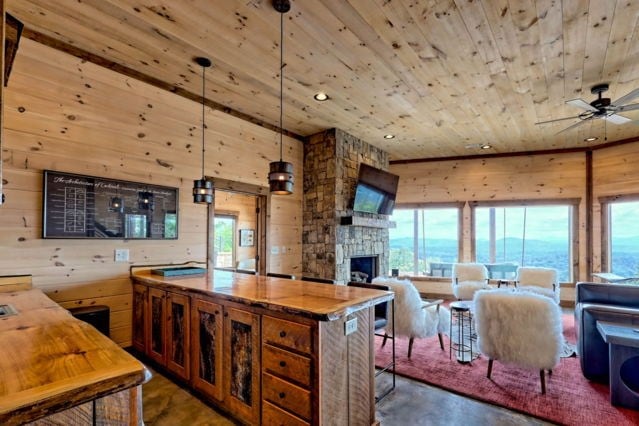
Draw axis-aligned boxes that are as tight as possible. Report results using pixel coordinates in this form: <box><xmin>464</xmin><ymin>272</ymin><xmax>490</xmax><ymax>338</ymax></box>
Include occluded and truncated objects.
<box><xmin>0</xmin><ymin>39</ymin><xmax>303</xmax><ymax>346</ymax></box>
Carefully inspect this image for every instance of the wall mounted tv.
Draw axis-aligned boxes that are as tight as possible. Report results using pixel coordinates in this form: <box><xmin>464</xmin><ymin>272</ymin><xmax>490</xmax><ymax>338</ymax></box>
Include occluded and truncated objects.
<box><xmin>352</xmin><ymin>164</ymin><xmax>399</xmax><ymax>215</ymax></box>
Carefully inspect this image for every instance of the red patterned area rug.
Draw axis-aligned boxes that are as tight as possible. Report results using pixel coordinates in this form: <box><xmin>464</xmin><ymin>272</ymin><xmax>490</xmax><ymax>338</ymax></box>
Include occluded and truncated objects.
<box><xmin>375</xmin><ymin>314</ymin><xmax>639</xmax><ymax>426</ymax></box>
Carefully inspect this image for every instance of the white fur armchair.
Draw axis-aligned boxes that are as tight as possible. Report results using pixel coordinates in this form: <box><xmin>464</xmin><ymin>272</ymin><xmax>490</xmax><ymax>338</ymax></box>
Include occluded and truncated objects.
<box><xmin>474</xmin><ymin>289</ymin><xmax>563</xmax><ymax>393</ymax></box>
<box><xmin>451</xmin><ymin>263</ymin><xmax>490</xmax><ymax>300</ymax></box>
<box><xmin>516</xmin><ymin>266</ymin><xmax>559</xmax><ymax>303</ymax></box>
<box><xmin>372</xmin><ymin>277</ymin><xmax>450</xmax><ymax>358</ymax></box>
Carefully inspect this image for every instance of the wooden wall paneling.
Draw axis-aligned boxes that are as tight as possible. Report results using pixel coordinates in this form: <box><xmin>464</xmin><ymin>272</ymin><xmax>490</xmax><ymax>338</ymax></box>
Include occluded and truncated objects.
<box><xmin>0</xmin><ymin>37</ymin><xmax>303</xmax><ymax>349</ymax></box>
<box><xmin>0</xmin><ymin>0</ymin><xmax>4</xmax><ymax>206</ymax></box>
<box><xmin>319</xmin><ymin>317</ymin><xmax>348</xmax><ymax>425</ymax></box>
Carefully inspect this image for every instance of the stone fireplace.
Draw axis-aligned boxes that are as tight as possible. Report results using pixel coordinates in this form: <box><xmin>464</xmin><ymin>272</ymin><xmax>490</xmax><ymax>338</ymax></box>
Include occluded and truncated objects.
<box><xmin>303</xmin><ymin>128</ymin><xmax>390</xmax><ymax>284</ymax></box>
<box><xmin>350</xmin><ymin>256</ymin><xmax>378</xmax><ymax>283</ymax></box>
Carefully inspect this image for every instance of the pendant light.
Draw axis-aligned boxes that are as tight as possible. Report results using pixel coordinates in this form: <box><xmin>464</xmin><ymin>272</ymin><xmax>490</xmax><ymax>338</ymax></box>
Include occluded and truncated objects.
<box><xmin>193</xmin><ymin>56</ymin><xmax>214</xmax><ymax>204</ymax></box>
<box><xmin>269</xmin><ymin>0</ymin><xmax>294</xmax><ymax>195</ymax></box>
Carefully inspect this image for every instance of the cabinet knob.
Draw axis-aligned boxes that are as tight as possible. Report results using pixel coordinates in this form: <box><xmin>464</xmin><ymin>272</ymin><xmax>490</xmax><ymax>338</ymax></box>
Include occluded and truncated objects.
<box><xmin>279</xmin><ymin>392</ymin><xmax>286</xmax><ymax>399</ymax></box>
<box><xmin>279</xmin><ymin>331</ymin><xmax>287</xmax><ymax>338</ymax></box>
<box><xmin>279</xmin><ymin>360</ymin><xmax>286</xmax><ymax>368</ymax></box>
<box><xmin>215</xmin><ymin>310</ymin><xmax>220</xmax><ymax>315</ymax></box>
<box><xmin>224</xmin><ymin>312</ymin><xmax>229</xmax><ymax>317</ymax></box>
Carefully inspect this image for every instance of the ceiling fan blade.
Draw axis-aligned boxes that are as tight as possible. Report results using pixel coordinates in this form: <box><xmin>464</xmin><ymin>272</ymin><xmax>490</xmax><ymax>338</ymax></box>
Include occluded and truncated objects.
<box><xmin>556</xmin><ymin>119</ymin><xmax>589</xmax><ymax>135</ymax></box>
<box><xmin>604</xmin><ymin>114</ymin><xmax>631</xmax><ymax>124</ymax></box>
<box><xmin>566</xmin><ymin>98</ymin><xmax>598</xmax><ymax>112</ymax></box>
<box><xmin>617</xmin><ymin>103</ymin><xmax>639</xmax><ymax>112</ymax></box>
<box><xmin>612</xmin><ymin>88</ymin><xmax>639</xmax><ymax>106</ymax></box>
<box><xmin>534</xmin><ymin>115</ymin><xmax>582</xmax><ymax>125</ymax></box>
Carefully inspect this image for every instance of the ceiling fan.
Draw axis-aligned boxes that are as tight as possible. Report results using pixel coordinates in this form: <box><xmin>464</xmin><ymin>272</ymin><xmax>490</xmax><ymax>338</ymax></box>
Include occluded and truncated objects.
<box><xmin>535</xmin><ymin>83</ymin><xmax>639</xmax><ymax>134</ymax></box>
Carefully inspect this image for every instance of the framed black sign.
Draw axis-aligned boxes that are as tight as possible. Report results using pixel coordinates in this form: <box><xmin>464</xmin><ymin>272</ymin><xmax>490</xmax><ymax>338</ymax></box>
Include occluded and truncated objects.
<box><xmin>43</xmin><ymin>170</ymin><xmax>179</xmax><ymax>239</ymax></box>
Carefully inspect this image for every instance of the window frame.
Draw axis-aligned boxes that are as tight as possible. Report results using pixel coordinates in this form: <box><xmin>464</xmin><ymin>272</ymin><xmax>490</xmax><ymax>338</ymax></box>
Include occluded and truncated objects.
<box><xmin>469</xmin><ymin>198</ymin><xmax>580</xmax><ymax>283</ymax></box>
<box><xmin>391</xmin><ymin>202</ymin><xmax>464</xmax><ymax>277</ymax></box>
<box><xmin>599</xmin><ymin>193</ymin><xmax>639</xmax><ymax>275</ymax></box>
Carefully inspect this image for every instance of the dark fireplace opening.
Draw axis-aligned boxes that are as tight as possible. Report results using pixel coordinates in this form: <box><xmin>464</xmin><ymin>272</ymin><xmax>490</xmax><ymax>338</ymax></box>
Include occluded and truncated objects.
<box><xmin>350</xmin><ymin>256</ymin><xmax>378</xmax><ymax>283</ymax></box>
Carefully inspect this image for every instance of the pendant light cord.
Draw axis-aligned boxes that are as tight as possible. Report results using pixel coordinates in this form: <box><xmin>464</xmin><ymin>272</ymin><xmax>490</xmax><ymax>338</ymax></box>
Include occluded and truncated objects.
<box><xmin>201</xmin><ymin>65</ymin><xmax>206</xmax><ymax>178</ymax></box>
<box><xmin>279</xmin><ymin>10</ymin><xmax>284</xmax><ymax>162</ymax></box>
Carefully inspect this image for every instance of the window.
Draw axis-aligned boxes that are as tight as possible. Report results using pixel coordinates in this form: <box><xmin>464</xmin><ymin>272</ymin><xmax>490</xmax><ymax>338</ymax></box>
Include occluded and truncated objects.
<box><xmin>389</xmin><ymin>206</ymin><xmax>461</xmax><ymax>276</ymax></box>
<box><xmin>473</xmin><ymin>203</ymin><xmax>574</xmax><ymax>282</ymax></box>
<box><xmin>603</xmin><ymin>199</ymin><xmax>639</xmax><ymax>277</ymax></box>
<box><xmin>214</xmin><ymin>215</ymin><xmax>236</xmax><ymax>268</ymax></box>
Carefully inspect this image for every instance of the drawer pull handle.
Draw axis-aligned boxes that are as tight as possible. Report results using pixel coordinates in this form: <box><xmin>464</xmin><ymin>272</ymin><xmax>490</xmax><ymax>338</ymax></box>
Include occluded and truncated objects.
<box><xmin>279</xmin><ymin>360</ymin><xmax>286</xmax><ymax>367</ymax></box>
<box><xmin>279</xmin><ymin>331</ymin><xmax>287</xmax><ymax>338</ymax></box>
<box><xmin>279</xmin><ymin>392</ymin><xmax>286</xmax><ymax>399</ymax></box>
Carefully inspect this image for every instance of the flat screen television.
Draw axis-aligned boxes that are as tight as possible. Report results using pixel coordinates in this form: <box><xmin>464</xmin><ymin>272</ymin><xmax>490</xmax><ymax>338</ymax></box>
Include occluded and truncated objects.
<box><xmin>352</xmin><ymin>164</ymin><xmax>399</xmax><ymax>215</ymax></box>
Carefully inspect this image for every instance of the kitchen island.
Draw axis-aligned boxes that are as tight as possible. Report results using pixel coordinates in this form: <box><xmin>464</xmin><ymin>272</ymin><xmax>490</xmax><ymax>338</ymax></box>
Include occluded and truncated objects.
<box><xmin>131</xmin><ymin>268</ymin><xmax>393</xmax><ymax>425</ymax></box>
<box><xmin>0</xmin><ymin>283</ymin><xmax>150</xmax><ymax>425</ymax></box>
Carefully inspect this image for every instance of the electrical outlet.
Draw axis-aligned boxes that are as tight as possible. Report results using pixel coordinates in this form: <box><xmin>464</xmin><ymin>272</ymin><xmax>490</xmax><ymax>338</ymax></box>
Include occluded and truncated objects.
<box><xmin>344</xmin><ymin>317</ymin><xmax>358</xmax><ymax>336</ymax></box>
<box><xmin>114</xmin><ymin>248</ymin><xmax>129</xmax><ymax>262</ymax></box>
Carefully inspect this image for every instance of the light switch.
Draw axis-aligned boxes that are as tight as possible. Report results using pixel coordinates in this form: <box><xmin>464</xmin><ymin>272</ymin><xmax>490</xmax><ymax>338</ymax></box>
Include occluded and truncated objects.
<box><xmin>114</xmin><ymin>248</ymin><xmax>129</xmax><ymax>262</ymax></box>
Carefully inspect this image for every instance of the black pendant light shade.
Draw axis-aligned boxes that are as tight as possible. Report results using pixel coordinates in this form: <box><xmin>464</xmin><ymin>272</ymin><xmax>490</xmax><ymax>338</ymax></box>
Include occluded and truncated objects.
<box><xmin>138</xmin><ymin>191</ymin><xmax>154</xmax><ymax>210</ymax></box>
<box><xmin>193</xmin><ymin>178</ymin><xmax>214</xmax><ymax>204</ymax></box>
<box><xmin>269</xmin><ymin>0</ymin><xmax>294</xmax><ymax>195</ymax></box>
<box><xmin>269</xmin><ymin>161</ymin><xmax>294</xmax><ymax>194</ymax></box>
<box><xmin>110</xmin><ymin>196</ymin><xmax>124</xmax><ymax>213</ymax></box>
<box><xmin>193</xmin><ymin>56</ymin><xmax>214</xmax><ymax>204</ymax></box>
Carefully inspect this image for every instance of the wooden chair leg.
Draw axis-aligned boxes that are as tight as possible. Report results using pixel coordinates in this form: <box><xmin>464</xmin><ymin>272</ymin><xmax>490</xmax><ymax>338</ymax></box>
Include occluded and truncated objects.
<box><xmin>487</xmin><ymin>359</ymin><xmax>493</xmax><ymax>379</ymax></box>
<box><xmin>540</xmin><ymin>370</ymin><xmax>546</xmax><ymax>394</ymax></box>
<box><xmin>437</xmin><ymin>332</ymin><xmax>444</xmax><ymax>350</ymax></box>
<box><xmin>408</xmin><ymin>337</ymin><xmax>414</xmax><ymax>358</ymax></box>
<box><xmin>382</xmin><ymin>333</ymin><xmax>388</xmax><ymax>347</ymax></box>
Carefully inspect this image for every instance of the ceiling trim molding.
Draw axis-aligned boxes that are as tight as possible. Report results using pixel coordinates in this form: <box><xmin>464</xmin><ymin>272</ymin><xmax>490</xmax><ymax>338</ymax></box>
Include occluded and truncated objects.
<box><xmin>21</xmin><ymin>27</ymin><xmax>306</xmax><ymax>143</ymax></box>
<box><xmin>390</xmin><ymin>135</ymin><xmax>639</xmax><ymax>165</ymax></box>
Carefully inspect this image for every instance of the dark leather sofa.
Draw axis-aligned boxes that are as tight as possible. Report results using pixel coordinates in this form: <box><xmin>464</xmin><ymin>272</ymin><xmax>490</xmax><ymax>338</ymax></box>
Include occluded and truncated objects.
<box><xmin>575</xmin><ymin>282</ymin><xmax>639</xmax><ymax>382</ymax></box>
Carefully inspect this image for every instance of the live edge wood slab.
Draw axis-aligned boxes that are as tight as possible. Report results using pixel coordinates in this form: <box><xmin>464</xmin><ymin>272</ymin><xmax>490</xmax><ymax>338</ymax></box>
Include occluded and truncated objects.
<box><xmin>0</xmin><ymin>289</ymin><xmax>150</xmax><ymax>425</ymax></box>
<box><xmin>132</xmin><ymin>269</ymin><xmax>394</xmax><ymax>322</ymax></box>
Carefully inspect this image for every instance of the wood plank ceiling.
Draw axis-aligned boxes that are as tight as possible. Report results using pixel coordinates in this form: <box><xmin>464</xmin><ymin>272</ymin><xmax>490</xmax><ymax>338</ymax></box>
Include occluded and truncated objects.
<box><xmin>7</xmin><ymin>0</ymin><xmax>639</xmax><ymax>160</ymax></box>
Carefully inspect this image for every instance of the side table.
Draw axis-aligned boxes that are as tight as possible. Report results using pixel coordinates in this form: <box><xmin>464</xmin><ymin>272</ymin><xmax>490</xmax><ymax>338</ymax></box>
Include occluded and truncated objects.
<box><xmin>450</xmin><ymin>301</ymin><xmax>475</xmax><ymax>364</ymax></box>
<box><xmin>596</xmin><ymin>321</ymin><xmax>639</xmax><ymax>409</ymax></box>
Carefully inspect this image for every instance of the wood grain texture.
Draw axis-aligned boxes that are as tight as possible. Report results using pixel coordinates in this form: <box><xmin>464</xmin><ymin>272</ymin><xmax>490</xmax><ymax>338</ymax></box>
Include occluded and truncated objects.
<box><xmin>1</xmin><ymin>36</ymin><xmax>303</xmax><ymax>347</ymax></box>
<box><xmin>132</xmin><ymin>269</ymin><xmax>393</xmax><ymax>322</ymax></box>
<box><xmin>0</xmin><ymin>289</ymin><xmax>149</xmax><ymax>425</ymax></box>
<box><xmin>190</xmin><ymin>298</ymin><xmax>224</xmax><ymax>402</ymax></box>
<box><xmin>0</xmin><ymin>274</ymin><xmax>32</xmax><ymax>292</ymax></box>
<box><xmin>6</xmin><ymin>1</ymin><xmax>639</xmax><ymax>159</ymax></box>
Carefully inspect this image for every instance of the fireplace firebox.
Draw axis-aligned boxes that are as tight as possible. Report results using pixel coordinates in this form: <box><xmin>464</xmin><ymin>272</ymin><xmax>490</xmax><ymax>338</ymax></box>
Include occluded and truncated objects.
<box><xmin>350</xmin><ymin>256</ymin><xmax>378</xmax><ymax>283</ymax></box>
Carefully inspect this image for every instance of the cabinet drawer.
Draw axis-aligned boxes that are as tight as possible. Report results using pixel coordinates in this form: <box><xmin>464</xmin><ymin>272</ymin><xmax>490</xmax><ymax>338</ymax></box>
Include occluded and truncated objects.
<box><xmin>262</xmin><ymin>372</ymin><xmax>311</xmax><ymax>421</ymax></box>
<box><xmin>263</xmin><ymin>316</ymin><xmax>312</xmax><ymax>354</ymax></box>
<box><xmin>262</xmin><ymin>401</ymin><xmax>309</xmax><ymax>426</ymax></box>
<box><xmin>263</xmin><ymin>344</ymin><xmax>311</xmax><ymax>387</ymax></box>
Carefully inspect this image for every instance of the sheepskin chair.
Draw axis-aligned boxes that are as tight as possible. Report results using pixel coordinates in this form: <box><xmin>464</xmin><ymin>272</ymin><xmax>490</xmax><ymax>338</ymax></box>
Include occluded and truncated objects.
<box><xmin>473</xmin><ymin>289</ymin><xmax>563</xmax><ymax>394</ymax></box>
<box><xmin>451</xmin><ymin>263</ymin><xmax>490</xmax><ymax>300</ymax></box>
<box><xmin>516</xmin><ymin>267</ymin><xmax>560</xmax><ymax>303</ymax></box>
<box><xmin>372</xmin><ymin>277</ymin><xmax>450</xmax><ymax>358</ymax></box>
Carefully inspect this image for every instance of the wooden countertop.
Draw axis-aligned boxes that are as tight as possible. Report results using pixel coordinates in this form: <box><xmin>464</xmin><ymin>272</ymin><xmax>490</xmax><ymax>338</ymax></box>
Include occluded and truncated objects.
<box><xmin>0</xmin><ymin>289</ymin><xmax>150</xmax><ymax>425</ymax></box>
<box><xmin>132</xmin><ymin>269</ymin><xmax>394</xmax><ymax>321</ymax></box>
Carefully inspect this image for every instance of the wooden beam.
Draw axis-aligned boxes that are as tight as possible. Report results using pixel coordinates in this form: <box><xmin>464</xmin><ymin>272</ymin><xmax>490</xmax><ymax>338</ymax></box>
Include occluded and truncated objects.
<box><xmin>20</xmin><ymin>27</ymin><xmax>306</xmax><ymax>143</ymax></box>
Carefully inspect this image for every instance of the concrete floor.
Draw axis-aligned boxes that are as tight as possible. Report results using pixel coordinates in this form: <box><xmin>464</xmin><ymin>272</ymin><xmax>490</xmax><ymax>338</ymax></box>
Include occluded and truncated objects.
<box><xmin>141</xmin><ymin>367</ymin><xmax>555</xmax><ymax>425</ymax></box>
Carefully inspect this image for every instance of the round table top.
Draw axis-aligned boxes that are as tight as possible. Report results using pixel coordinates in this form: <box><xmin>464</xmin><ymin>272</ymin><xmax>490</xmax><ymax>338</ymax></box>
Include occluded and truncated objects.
<box><xmin>450</xmin><ymin>300</ymin><xmax>473</xmax><ymax>311</ymax></box>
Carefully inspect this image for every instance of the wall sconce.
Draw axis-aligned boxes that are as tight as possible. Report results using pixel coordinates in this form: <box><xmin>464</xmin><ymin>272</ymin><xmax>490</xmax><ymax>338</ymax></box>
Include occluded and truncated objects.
<box><xmin>193</xmin><ymin>56</ymin><xmax>214</xmax><ymax>204</ymax></box>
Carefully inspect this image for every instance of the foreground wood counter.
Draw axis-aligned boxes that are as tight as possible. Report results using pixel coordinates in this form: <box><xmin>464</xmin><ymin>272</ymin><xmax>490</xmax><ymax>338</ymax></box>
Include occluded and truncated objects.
<box><xmin>0</xmin><ymin>288</ymin><xmax>150</xmax><ymax>425</ymax></box>
<box><xmin>131</xmin><ymin>269</ymin><xmax>394</xmax><ymax>425</ymax></box>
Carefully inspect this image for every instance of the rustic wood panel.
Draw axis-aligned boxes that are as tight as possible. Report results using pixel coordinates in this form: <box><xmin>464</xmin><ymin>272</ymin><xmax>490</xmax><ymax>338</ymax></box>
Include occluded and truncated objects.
<box><xmin>6</xmin><ymin>1</ymin><xmax>639</xmax><ymax>159</ymax></box>
<box><xmin>190</xmin><ymin>298</ymin><xmax>224</xmax><ymax>402</ymax></box>
<box><xmin>166</xmin><ymin>291</ymin><xmax>190</xmax><ymax>381</ymax></box>
<box><xmin>0</xmin><ymin>38</ymin><xmax>303</xmax><ymax>347</ymax></box>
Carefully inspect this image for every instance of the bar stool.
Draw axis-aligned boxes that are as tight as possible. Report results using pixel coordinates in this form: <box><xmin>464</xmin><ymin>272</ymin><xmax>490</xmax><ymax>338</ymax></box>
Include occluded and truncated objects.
<box><xmin>450</xmin><ymin>301</ymin><xmax>474</xmax><ymax>364</ymax></box>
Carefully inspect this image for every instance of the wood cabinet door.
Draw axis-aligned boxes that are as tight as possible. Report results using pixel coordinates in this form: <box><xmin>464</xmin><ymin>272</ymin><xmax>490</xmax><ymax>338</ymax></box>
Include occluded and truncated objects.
<box><xmin>224</xmin><ymin>307</ymin><xmax>260</xmax><ymax>425</ymax></box>
<box><xmin>147</xmin><ymin>287</ymin><xmax>166</xmax><ymax>365</ymax></box>
<box><xmin>166</xmin><ymin>292</ymin><xmax>190</xmax><ymax>380</ymax></box>
<box><xmin>132</xmin><ymin>284</ymin><xmax>147</xmax><ymax>353</ymax></box>
<box><xmin>190</xmin><ymin>298</ymin><xmax>223</xmax><ymax>401</ymax></box>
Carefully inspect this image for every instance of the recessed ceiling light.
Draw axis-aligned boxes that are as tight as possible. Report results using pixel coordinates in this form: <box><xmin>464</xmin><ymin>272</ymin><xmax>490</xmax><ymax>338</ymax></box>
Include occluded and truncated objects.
<box><xmin>313</xmin><ymin>92</ymin><xmax>329</xmax><ymax>101</ymax></box>
<box><xmin>481</xmin><ymin>144</ymin><xmax>492</xmax><ymax>149</ymax></box>
<box><xmin>383</xmin><ymin>134</ymin><xmax>395</xmax><ymax>139</ymax></box>
<box><xmin>584</xmin><ymin>137</ymin><xmax>598</xmax><ymax>142</ymax></box>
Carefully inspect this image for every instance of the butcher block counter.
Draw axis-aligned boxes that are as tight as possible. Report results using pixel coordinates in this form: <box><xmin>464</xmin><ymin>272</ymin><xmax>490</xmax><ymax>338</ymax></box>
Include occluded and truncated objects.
<box><xmin>0</xmin><ymin>287</ymin><xmax>150</xmax><ymax>425</ymax></box>
<box><xmin>131</xmin><ymin>268</ymin><xmax>393</xmax><ymax>425</ymax></box>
